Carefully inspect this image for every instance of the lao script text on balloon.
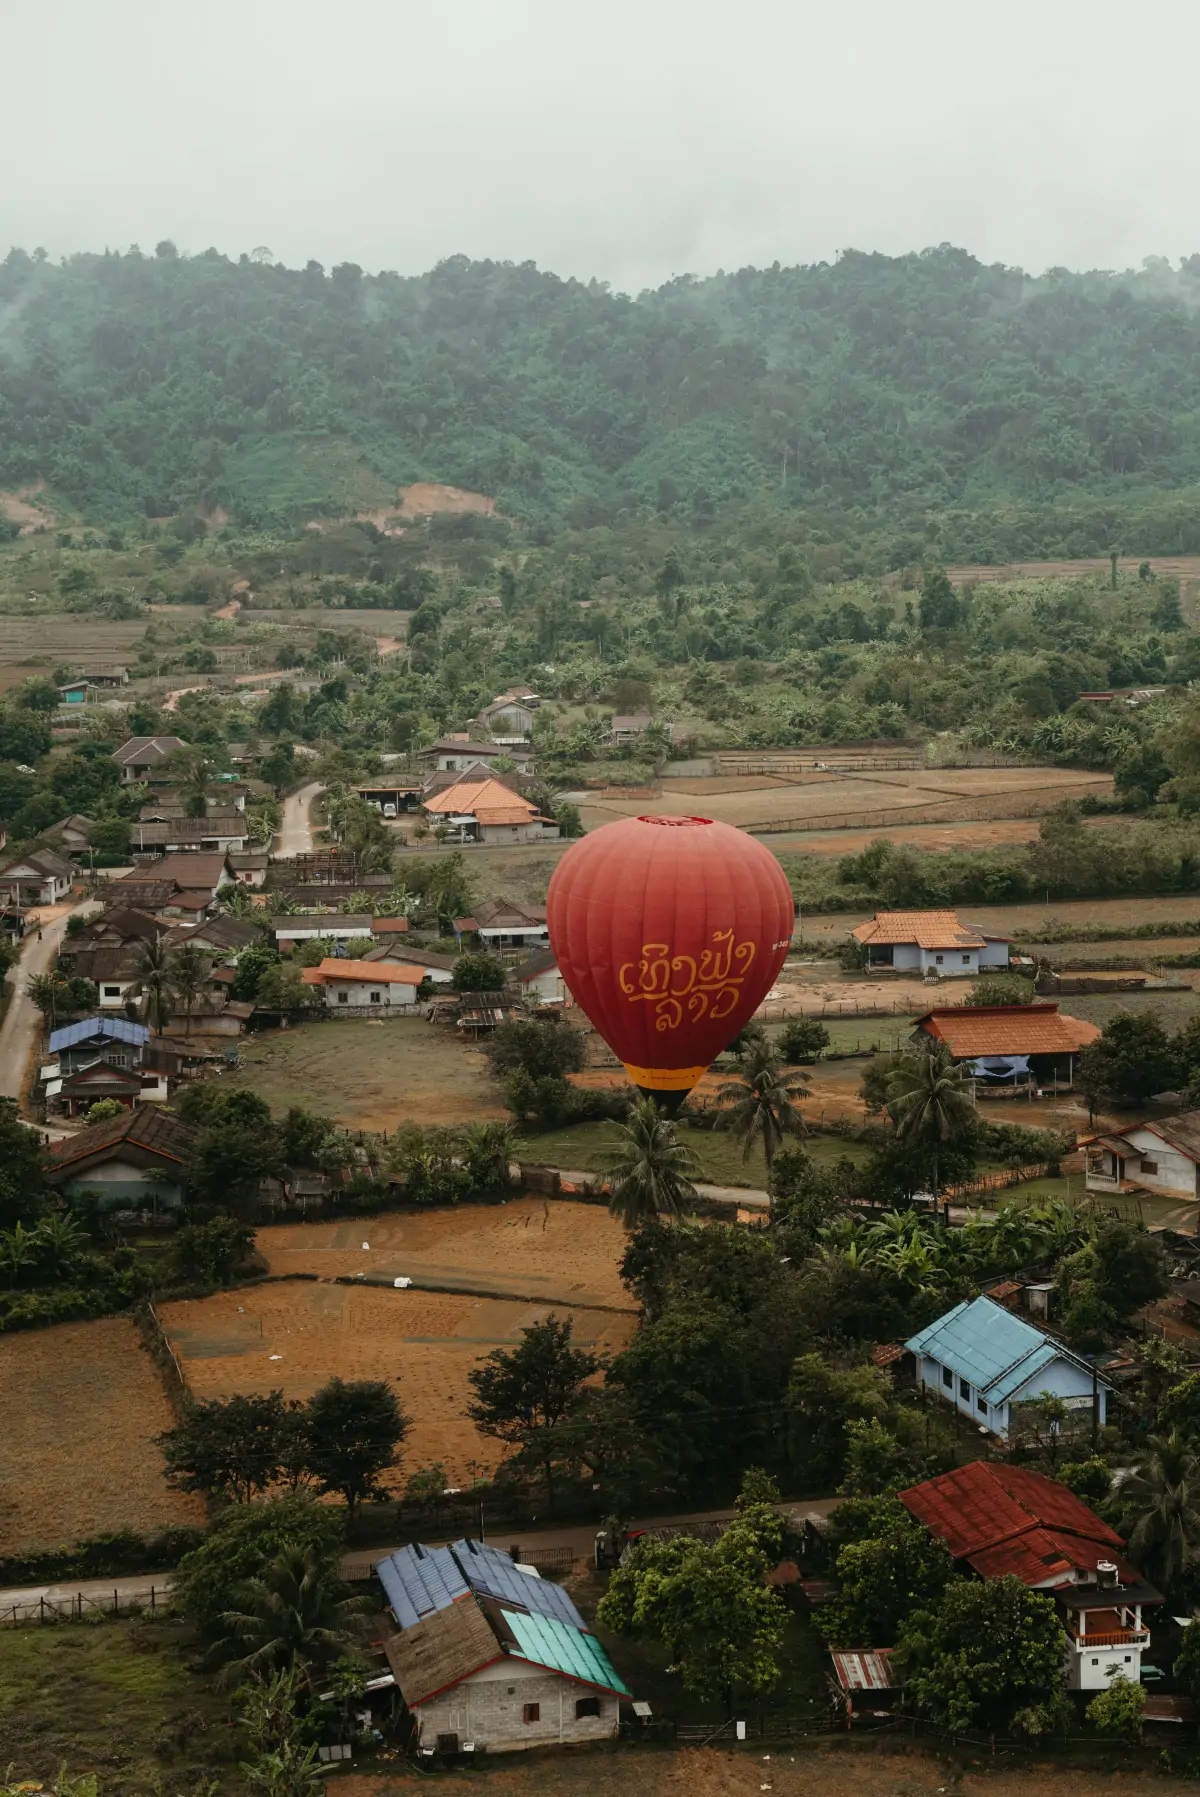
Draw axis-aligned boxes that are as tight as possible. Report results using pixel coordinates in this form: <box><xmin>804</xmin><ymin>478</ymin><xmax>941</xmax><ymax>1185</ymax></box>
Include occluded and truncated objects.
<box><xmin>618</xmin><ymin>930</ymin><xmax>756</xmax><ymax>1030</ymax></box>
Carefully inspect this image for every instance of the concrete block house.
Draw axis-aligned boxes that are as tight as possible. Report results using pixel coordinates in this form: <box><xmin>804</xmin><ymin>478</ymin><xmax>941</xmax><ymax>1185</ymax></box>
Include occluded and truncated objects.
<box><xmin>851</xmin><ymin>909</ymin><xmax>1011</xmax><ymax>978</ymax></box>
<box><xmin>907</xmin><ymin>1294</ymin><xmax>1110</xmax><ymax>1439</ymax></box>
<box><xmin>377</xmin><ymin>1540</ymin><xmax>627</xmax><ymax>1755</ymax></box>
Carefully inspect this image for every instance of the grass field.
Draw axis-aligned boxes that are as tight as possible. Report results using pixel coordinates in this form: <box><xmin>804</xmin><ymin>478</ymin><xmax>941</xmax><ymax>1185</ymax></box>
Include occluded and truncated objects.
<box><xmin>515</xmin><ymin>1119</ymin><xmax>871</xmax><ymax>1186</ymax></box>
<box><xmin>235</xmin><ymin>1016</ymin><xmax>507</xmax><ymax>1130</ymax></box>
<box><xmin>256</xmin><ymin>1197</ymin><xmax>633</xmax><ymax>1310</ymax></box>
<box><xmin>0</xmin><ymin>1621</ymin><xmax>236</xmax><ymax>1796</ymax></box>
<box><xmin>0</xmin><ymin>1317</ymin><xmax>204</xmax><ymax>1554</ymax></box>
<box><xmin>161</xmin><ymin>1279</ymin><xmax>637</xmax><ymax>1486</ymax></box>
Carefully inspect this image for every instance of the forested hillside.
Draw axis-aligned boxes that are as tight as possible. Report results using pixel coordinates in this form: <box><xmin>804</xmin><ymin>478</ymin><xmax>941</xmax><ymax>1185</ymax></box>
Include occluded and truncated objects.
<box><xmin>7</xmin><ymin>242</ymin><xmax>1200</xmax><ymax>557</ymax></box>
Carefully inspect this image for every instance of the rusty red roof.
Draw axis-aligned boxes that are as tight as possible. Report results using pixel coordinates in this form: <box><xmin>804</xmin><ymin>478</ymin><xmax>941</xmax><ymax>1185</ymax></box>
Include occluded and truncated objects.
<box><xmin>916</xmin><ymin>1004</ymin><xmax>1100</xmax><ymax>1057</ymax></box>
<box><xmin>899</xmin><ymin>1462</ymin><xmax>1124</xmax><ymax>1582</ymax></box>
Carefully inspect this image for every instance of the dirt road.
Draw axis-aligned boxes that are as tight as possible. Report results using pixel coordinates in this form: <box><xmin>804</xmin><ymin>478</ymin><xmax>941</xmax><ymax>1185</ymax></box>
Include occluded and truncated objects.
<box><xmin>276</xmin><ymin>781</ymin><xmax>324</xmax><ymax>856</ymax></box>
<box><xmin>0</xmin><ymin>903</ymin><xmax>94</xmax><ymax>1106</ymax></box>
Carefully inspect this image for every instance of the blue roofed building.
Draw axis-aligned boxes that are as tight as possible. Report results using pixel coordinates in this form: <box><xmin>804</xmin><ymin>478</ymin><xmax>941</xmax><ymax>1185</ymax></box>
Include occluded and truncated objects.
<box><xmin>907</xmin><ymin>1295</ymin><xmax>1109</xmax><ymax>1439</ymax></box>
<box><xmin>49</xmin><ymin>1016</ymin><xmax>151</xmax><ymax>1076</ymax></box>
<box><xmin>377</xmin><ymin>1539</ymin><xmax>627</xmax><ymax>1755</ymax></box>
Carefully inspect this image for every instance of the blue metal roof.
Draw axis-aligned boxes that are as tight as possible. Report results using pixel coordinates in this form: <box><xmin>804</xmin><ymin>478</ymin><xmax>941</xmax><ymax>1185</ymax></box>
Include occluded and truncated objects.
<box><xmin>376</xmin><ymin>1538</ymin><xmax>585</xmax><ymax>1631</ymax></box>
<box><xmin>504</xmin><ymin>1609</ymin><xmax>629</xmax><ymax>1695</ymax></box>
<box><xmin>49</xmin><ymin>1016</ymin><xmax>150</xmax><ymax>1054</ymax></box>
<box><xmin>376</xmin><ymin>1543</ymin><xmax>469</xmax><ymax>1630</ymax></box>
<box><xmin>907</xmin><ymin>1295</ymin><xmax>1093</xmax><ymax>1403</ymax></box>
<box><xmin>449</xmin><ymin>1539</ymin><xmax>585</xmax><ymax>1628</ymax></box>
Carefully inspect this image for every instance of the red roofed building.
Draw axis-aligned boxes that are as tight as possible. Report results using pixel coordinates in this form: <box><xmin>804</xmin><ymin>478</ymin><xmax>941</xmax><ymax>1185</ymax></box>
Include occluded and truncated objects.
<box><xmin>422</xmin><ymin>778</ymin><xmax>558</xmax><ymax>844</ymax></box>
<box><xmin>851</xmin><ymin>909</ymin><xmax>1010</xmax><ymax>978</ymax></box>
<box><xmin>301</xmin><ymin>958</ymin><xmax>428</xmax><ymax>1011</ymax></box>
<box><xmin>913</xmin><ymin>1003</ymin><xmax>1100</xmax><ymax>1090</ymax></box>
<box><xmin>899</xmin><ymin>1462</ymin><xmax>1160</xmax><ymax>1691</ymax></box>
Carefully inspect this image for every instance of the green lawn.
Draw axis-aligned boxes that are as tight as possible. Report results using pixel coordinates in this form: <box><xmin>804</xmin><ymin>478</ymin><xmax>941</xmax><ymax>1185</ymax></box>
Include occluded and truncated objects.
<box><xmin>975</xmin><ymin>1170</ymin><xmax>1189</xmax><ymax>1227</ymax></box>
<box><xmin>514</xmin><ymin>1121</ymin><xmax>871</xmax><ymax>1188</ymax></box>
<box><xmin>768</xmin><ymin>1014</ymin><xmax>921</xmax><ymax>1055</ymax></box>
<box><xmin>0</xmin><ymin>1621</ymin><xmax>238</xmax><ymax>1794</ymax></box>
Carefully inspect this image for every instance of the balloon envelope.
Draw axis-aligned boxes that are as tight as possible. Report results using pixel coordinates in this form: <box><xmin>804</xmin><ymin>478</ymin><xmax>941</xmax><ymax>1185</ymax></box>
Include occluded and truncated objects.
<box><xmin>546</xmin><ymin>814</ymin><xmax>795</xmax><ymax>1103</ymax></box>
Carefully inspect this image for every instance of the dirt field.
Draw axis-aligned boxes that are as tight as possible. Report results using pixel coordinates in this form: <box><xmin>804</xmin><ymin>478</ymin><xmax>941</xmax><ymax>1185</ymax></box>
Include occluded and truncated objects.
<box><xmin>947</xmin><ymin>552</ymin><xmax>1200</xmax><ymax>583</ymax></box>
<box><xmin>0</xmin><ymin>1318</ymin><xmax>204</xmax><ymax>1552</ymax></box>
<box><xmin>338</xmin><ymin>1745</ymin><xmax>1197</xmax><ymax>1797</ymax></box>
<box><xmin>161</xmin><ymin>1281</ymin><xmax>636</xmax><ymax>1485</ymax></box>
<box><xmin>236</xmin><ymin>1017</ymin><xmax>507</xmax><ymax>1130</ymax></box>
<box><xmin>257</xmin><ymin>1199</ymin><xmax>633</xmax><ymax>1311</ymax></box>
<box><xmin>0</xmin><ymin>616</ymin><xmax>149</xmax><ymax>691</ymax></box>
<box><xmin>579</xmin><ymin>766</ymin><xmax>1111</xmax><ymax>834</ymax></box>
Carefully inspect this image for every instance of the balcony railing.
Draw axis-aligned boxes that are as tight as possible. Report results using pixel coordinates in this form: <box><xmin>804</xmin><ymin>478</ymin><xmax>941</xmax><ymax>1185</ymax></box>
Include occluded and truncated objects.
<box><xmin>1070</xmin><ymin>1630</ymin><xmax>1149</xmax><ymax>1649</ymax></box>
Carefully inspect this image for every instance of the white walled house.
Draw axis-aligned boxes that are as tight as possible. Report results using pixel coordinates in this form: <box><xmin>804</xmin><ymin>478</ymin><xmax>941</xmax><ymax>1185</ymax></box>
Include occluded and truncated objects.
<box><xmin>1083</xmin><ymin>1116</ymin><xmax>1200</xmax><ymax>1204</ymax></box>
<box><xmin>907</xmin><ymin>1295</ymin><xmax>1109</xmax><ymax>1439</ymax></box>
<box><xmin>852</xmin><ymin>910</ymin><xmax>1010</xmax><ymax>977</ymax></box>
<box><xmin>44</xmin><ymin>1104</ymin><xmax>196</xmax><ymax>1210</ymax></box>
<box><xmin>300</xmin><ymin>958</ymin><xmax>424</xmax><ymax>1010</ymax></box>
<box><xmin>424</xmin><ymin>736</ymin><xmax>536</xmax><ymax>774</ymax></box>
<box><xmin>377</xmin><ymin>1540</ymin><xmax>626</xmax><ymax>1755</ymax></box>
<box><xmin>0</xmin><ymin>847</ymin><xmax>75</xmax><ymax>906</ymax></box>
<box><xmin>513</xmin><ymin>948</ymin><xmax>566</xmax><ymax>1005</ymax></box>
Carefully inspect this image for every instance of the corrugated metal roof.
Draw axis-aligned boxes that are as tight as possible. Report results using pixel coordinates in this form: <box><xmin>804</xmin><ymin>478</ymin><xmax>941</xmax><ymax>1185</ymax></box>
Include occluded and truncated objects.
<box><xmin>449</xmin><ymin>1539</ymin><xmax>585</xmax><ymax>1628</ymax></box>
<box><xmin>906</xmin><ymin>1295</ymin><xmax>1097</xmax><ymax>1403</ymax></box>
<box><xmin>830</xmin><ymin>1649</ymin><xmax>896</xmax><ymax>1692</ymax></box>
<box><xmin>503</xmin><ymin>1609</ymin><xmax>629</xmax><ymax>1694</ymax></box>
<box><xmin>376</xmin><ymin>1543</ymin><xmax>469</xmax><ymax>1630</ymax></box>
<box><xmin>49</xmin><ymin>1016</ymin><xmax>150</xmax><ymax>1053</ymax></box>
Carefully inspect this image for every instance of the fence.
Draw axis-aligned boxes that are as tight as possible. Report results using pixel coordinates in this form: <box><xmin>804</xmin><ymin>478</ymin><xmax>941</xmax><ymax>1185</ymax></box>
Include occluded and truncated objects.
<box><xmin>0</xmin><ymin>1586</ymin><xmax>171</xmax><ymax>1627</ymax></box>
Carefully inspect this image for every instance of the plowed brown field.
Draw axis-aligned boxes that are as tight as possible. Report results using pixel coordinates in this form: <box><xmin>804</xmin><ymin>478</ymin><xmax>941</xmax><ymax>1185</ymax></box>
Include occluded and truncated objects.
<box><xmin>0</xmin><ymin>1318</ymin><xmax>204</xmax><ymax>1552</ymax></box>
<box><xmin>161</xmin><ymin>1281</ymin><xmax>636</xmax><ymax>1485</ymax></box>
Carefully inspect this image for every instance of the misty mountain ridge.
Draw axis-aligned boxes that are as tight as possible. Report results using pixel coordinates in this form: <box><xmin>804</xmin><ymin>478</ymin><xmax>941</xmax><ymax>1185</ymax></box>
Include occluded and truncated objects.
<box><xmin>6</xmin><ymin>240</ymin><xmax>1200</xmax><ymax>555</ymax></box>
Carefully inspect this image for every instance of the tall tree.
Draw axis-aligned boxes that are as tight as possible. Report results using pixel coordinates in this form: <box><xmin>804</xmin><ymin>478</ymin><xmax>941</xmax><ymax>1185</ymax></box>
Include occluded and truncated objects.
<box><xmin>214</xmin><ymin>1544</ymin><xmax>370</xmax><ymax>1681</ymax></box>
<box><xmin>303</xmin><ymin>1377</ymin><xmax>409</xmax><ymax>1518</ymax></box>
<box><xmin>715</xmin><ymin>1037</ymin><xmax>809</xmax><ymax>1176</ymax></box>
<box><xmin>886</xmin><ymin>1039</ymin><xmax>975</xmax><ymax>1212</ymax></box>
<box><xmin>135</xmin><ymin>933</ymin><xmax>172</xmax><ymax>1034</ymax></box>
<box><xmin>467</xmin><ymin>1315</ymin><xmax>599</xmax><ymax>1508</ymax></box>
<box><xmin>603</xmin><ymin>1098</ymin><xmax>700</xmax><ymax>1227</ymax></box>
<box><xmin>169</xmin><ymin>941</ymin><xmax>209</xmax><ymax>1036</ymax></box>
<box><xmin>1122</xmin><ymin>1431</ymin><xmax>1200</xmax><ymax>1590</ymax></box>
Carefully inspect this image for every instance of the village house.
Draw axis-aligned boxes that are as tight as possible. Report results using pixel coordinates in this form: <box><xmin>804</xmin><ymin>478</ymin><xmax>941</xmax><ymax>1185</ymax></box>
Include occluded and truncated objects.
<box><xmin>852</xmin><ymin>909</ymin><xmax>1011</xmax><ymax>977</ymax></box>
<box><xmin>476</xmin><ymin>691</ymin><xmax>538</xmax><ymax>739</ymax></box>
<box><xmin>41</xmin><ymin>815</ymin><xmax>97</xmax><ymax>856</ymax></box>
<box><xmin>129</xmin><ymin>812</ymin><xmax>250</xmax><ymax>855</ymax></box>
<box><xmin>906</xmin><ymin>1294</ymin><xmax>1110</xmax><ymax>1439</ymax></box>
<box><xmin>270</xmin><ymin>915</ymin><xmax>379</xmax><ymax>953</ymax></box>
<box><xmin>57</xmin><ymin>680</ymin><xmax>91</xmax><ymax>707</ymax></box>
<box><xmin>900</xmin><ymin>1462</ymin><xmax>1160</xmax><ymax>1691</ymax></box>
<box><xmin>228</xmin><ymin>849</ymin><xmax>269</xmax><ymax>887</ymax></box>
<box><xmin>422</xmin><ymin>735</ymin><xmax>536</xmax><ymax>774</ymax></box>
<box><xmin>356</xmin><ymin>780</ymin><xmax>424</xmax><ymax>816</ymax></box>
<box><xmin>111</xmin><ymin>736</ymin><xmax>188</xmax><ymax>785</ymax></box>
<box><xmin>169</xmin><ymin>914</ymin><xmax>262</xmax><ymax>960</ymax></box>
<box><xmin>59</xmin><ymin>908</ymin><xmax>164</xmax><ymax>967</ymax></box>
<box><xmin>114</xmin><ymin>852</ymin><xmax>233</xmax><ymax>913</ymax></box>
<box><xmin>456</xmin><ymin>898</ymin><xmax>550</xmax><ymax>951</ymax></box>
<box><xmin>912</xmin><ymin>1003</ymin><xmax>1100</xmax><ymax>1091</ymax></box>
<box><xmin>77</xmin><ymin>664</ymin><xmax>129</xmax><ymax>688</ymax></box>
<box><xmin>301</xmin><ymin>958</ymin><xmax>427</xmax><ymax>1010</ymax></box>
<box><xmin>363</xmin><ymin>941</ymin><xmax>455</xmax><ymax>983</ymax></box>
<box><xmin>377</xmin><ymin>1539</ymin><xmax>627</xmax><ymax>1755</ymax></box>
<box><xmin>0</xmin><ymin>846</ymin><xmax>75</xmax><ymax>906</ymax></box>
<box><xmin>422</xmin><ymin>777</ymin><xmax>557</xmax><ymax>845</ymax></box>
<box><xmin>604</xmin><ymin>713</ymin><xmax>653</xmax><ymax>745</ymax></box>
<box><xmin>44</xmin><ymin>1104</ymin><xmax>196</xmax><ymax>1209</ymax></box>
<box><xmin>68</xmin><ymin>945</ymin><xmax>142</xmax><ymax>1009</ymax></box>
<box><xmin>1081</xmin><ymin>1114</ymin><xmax>1200</xmax><ymax>1206</ymax></box>
<box><xmin>512</xmin><ymin>947</ymin><xmax>566</xmax><ymax>1005</ymax></box>
<box><xmin>140</xmin><ymin>784</ymin><xmax>249</xmax><ymax>817</ymax></box>
<box><xmin>48</xmin><ymin>1016</ymin><xmax>151</xmax><ymax>1077</ymax></box>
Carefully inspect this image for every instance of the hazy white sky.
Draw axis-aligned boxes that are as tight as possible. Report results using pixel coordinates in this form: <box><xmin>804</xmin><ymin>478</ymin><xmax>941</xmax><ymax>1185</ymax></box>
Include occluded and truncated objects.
<box><xmin>5</xmin><ymin>0</ymin><xmax>1197</xmax><ymax>290</ymax></box>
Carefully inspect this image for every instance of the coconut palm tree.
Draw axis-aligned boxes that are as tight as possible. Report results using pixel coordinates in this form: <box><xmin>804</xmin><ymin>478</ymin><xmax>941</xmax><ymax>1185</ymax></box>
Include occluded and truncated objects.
<box><xmin>135</xmin><ymin>934</ymin><xmax>172</xmax><ymax>1034</ymax></box>
<box><xmin>1124</xmin><ymin>1432</ymin><xmax>1200</xmax><ymax>1591</ymax></box>
<box><xmin>886</xmin><ymin>1038</ymin><xmax>976</xmax><ymax>1216</ymax></box>
<box><xmin>215</xmin><ymin>1544</ymin><xmax>370</xmax><ymax>1684</ymax></box>
<box><xmin>603</xmin><ymin>1098</ymin><xmax>700</xmax><ymax>1227</ymax></box>
<box><xmin>715</xmin><ymin>1038</ymin><xmax>810</xmax><ymax>1177</ymax></box>
<box><xmin>168</xmin><ymin>941</ymin><xmax>209</xmax><ymax>1037</ymax></box>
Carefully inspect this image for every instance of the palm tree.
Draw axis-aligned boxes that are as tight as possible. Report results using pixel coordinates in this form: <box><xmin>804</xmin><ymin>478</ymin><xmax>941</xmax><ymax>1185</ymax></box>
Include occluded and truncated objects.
<box><xmin>168</xmin><ymin>942</ymin><xmax>209</xmax><ymax>1037</ymax></box>
<box><xmin>886</xmin><ymin>1038</ymin><xmax>975</xmax><ymax>1216</ymax></box>
<box><xmin>135</xmin><ymin>934</ymin><xmax>172</xmax><ymax>1034</ymax></box>
<box><xmin>1124</xmin><ymin>1432</ymin><xmax>1200</xmax><ymax>1590</ymax></box>
<box><xmin>215</xmin><ymin>1544</ymin><xmax>370</xmax><ymax>1684</ymax></box>
<box><xmin>715</xmin><ymin>1038</ymin><xmax>810</xmax><ymax>1178</ymax></box>
<box><xmin>602</xmin><ymin>1098</ymin><xmax>700</xmax><ymax>1227</ymax></box>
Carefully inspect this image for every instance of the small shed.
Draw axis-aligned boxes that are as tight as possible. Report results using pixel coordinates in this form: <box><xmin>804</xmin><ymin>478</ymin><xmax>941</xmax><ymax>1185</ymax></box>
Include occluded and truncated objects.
<box><xmin>830</xmin><ymin>1649</ymin><xmax>900</xmax><ymax>1724</ymax></box>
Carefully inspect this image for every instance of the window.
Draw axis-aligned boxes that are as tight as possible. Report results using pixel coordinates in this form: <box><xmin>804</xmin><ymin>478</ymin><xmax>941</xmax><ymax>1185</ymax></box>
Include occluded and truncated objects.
<box><xmin>337</xmin><ymin>991</ymin><xmax>348</xmax><ymax>1005</ymax></box>
<box><xmin>935</xmin><ymin>954</ymin><xmax>944</xmax><ymax>965</ymax></box>
<box><xmin>977</xmin><ymin>1397</ymin><xmax>988</xmax><ymax>1416</ymax></box>
<box><xmin>103</xmin><ymin>986</ymin><xmax>121</xmax><ymax>998</ymax></box>
<box><xmin>575</xmin><ymin>1697</ymin><xmax>601</xmax><ymax>1719</ymax></box>
<box><xmin>959</xmin><ymin>1377</ymin><xmax>970</xmax><ymax>1401</ymax></box>
<box><xmin>369</xmin><ymin>991</ymin><xmax>381</xmax><ymax>1005</ymax></box>
<box><xmin>941</xmin><ymin>1365</ymin><xmax>952</xmax><ymax>1387</ymax></box>
<box><xmin>1140</xmin><ymin>1158</ymin><xmax>1159</xmax><ymax>1174</ymax></box>
<box><xmin>522</xmin><ymin>1703</ymin><xmax>540</xmax><ymax>1724</ymax></box>
<box><xmin>1092</xmin><ymin>1657</ymin><xmax>1099</xmax><ymax>1667</ymax></box>
<box><xmin>962</xmin><ymin>955</ymin><xmax>971</xmax><ymax>964</ymax></box>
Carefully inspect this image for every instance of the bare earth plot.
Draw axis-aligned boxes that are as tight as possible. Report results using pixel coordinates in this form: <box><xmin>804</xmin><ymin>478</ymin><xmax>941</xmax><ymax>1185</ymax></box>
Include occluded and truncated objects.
<box><xmin>235</xmin><ymin>1017</ymin><xmax>507</xmax><ymax>1131</ymax></box>
<box><xmin>797</xmin><ymin>896</ymin><xmax>1200</xmax><ymax>945</ymax></box>
<box><xmin>161</xmin><ymin>1282</ymin><xmax>637</xmax><ymax>1485</ymax></box>
<box><xmin>0</xmin><ymin>1318</ymin><xmax>204</xmax><ymax>1553</ymax></box>
<box><xmin>257</xmin><ymin>1198</ymin><xmax>632</xmax><ymax>1311</ymax></box>
<box><xmin>338</xmin><ymin>1746</ymin><xmax>1197</xmax><ymax>1797</ymax></box>
<box><xmin>0</xmin><ymin>617</ymin><xmax>148</xmax><ymax>692</ymax></box>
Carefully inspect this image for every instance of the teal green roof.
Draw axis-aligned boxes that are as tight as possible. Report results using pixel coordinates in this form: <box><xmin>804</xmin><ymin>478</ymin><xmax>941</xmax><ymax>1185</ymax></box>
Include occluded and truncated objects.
<box><xmin>907</xmin><ymin>1295</ymin><xmax>1099</xmax><ymax>1404</ymax></box>
<box><xmin>504</xmin><ymin>1609</ymin><xmax>629</xmax><ymax>1695</ymax></box>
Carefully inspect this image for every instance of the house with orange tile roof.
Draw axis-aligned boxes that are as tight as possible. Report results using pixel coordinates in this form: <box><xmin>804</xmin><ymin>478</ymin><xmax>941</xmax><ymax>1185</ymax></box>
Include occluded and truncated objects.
<box><xmin>300</xmin><ymin>957</ymin><xmax>428</xmax><ymax>1011</ymax></box>
<box><xmin>851</xmin><ymin>909</ymin><xmax>1010</xmax><ymax>978</ymax></box>
<box><xmin>912</xmin><ymin>1002</ymin><xmax>1099</xmax><ymax>1090</ymax></box>
<box><xmin>422</xmin><ymin>777</ymin><xmax>559</xmax><ymax>845</ymax></box>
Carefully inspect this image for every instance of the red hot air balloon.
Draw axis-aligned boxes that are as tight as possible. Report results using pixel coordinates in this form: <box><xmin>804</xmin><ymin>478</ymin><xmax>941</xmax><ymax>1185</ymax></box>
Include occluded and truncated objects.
<box><xmin>546</xmin><ymin>815</ymin><xmax>795</xmax><ymax>1107</ymax></box>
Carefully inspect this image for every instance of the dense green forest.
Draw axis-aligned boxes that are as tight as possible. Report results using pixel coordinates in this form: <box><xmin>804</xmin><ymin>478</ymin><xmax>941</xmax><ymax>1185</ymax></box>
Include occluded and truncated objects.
<box><xmin>8</xmin><ymin>241</ymin><xmax>1200</xmax><ymax>555</ymax></box>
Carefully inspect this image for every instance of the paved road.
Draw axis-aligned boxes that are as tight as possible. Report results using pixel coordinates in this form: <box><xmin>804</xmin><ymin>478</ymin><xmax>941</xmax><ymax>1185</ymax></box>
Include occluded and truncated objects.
<box><xmin>276</xmin><ymin>781</ymin><xmax>324</xmax><ymax>857</ymax></box>
<box><xmin>0</xmin><ymin>903</ymin><xmax>95</xmax><ymax>1105</ymax></box>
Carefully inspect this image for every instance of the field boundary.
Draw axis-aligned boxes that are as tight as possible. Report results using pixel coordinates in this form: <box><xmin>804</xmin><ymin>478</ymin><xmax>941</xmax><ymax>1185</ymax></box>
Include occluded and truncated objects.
<box><xmin>751</xmin><ymin>783</ymin><xmax>1111</xmax><ymax>836</ymax></box>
